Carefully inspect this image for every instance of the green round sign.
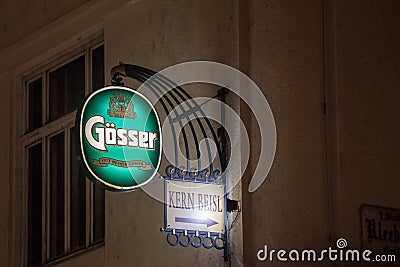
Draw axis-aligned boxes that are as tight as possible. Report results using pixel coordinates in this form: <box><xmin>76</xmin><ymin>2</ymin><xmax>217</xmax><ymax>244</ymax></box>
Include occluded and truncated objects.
<box><xmin>77</xmin><ymin>86</ymin><xmax>162</xmax><ymax>191</ymax></box>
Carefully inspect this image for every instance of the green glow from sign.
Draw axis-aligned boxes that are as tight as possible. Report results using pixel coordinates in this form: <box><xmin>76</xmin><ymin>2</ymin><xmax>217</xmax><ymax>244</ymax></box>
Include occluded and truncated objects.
<box><xmin>77</xmin><ymin>86</ymin><xmax>162</xmax><ymax>191</ymax></box>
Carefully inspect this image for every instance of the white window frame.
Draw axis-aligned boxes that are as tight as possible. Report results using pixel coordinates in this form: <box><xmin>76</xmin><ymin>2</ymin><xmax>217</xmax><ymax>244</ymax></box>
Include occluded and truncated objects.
<box><xmin>21</xmin><ymin>37</ymin><xmax>105</xmax><ymax>265</ymax></box>
<box><xmin>1</xmin><ymin>2</ymin><xmax>128</xmax><ymax>267</ymax></box>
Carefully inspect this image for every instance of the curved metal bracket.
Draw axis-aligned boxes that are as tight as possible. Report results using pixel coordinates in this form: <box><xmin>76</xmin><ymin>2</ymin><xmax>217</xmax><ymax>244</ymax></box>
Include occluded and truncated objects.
<box><xmin>110</xmin><ymin>63</ymin><xmax>225</xmax><ymax>172</ymax></box>
<box><xmin>109</xmin><ymin>63</ymin><xmax>230</xmax><ymax>262</ymax></box>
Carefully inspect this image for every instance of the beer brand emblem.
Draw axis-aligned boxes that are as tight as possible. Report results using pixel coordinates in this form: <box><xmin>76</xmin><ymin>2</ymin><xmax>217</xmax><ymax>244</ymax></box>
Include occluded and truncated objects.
<box><xmin>77</xmin><ymin>86</ymin><xmax>162</xmax><ymax>191</ymax></box>
<box><xmin>107</xmin><ymin>93</ymin><xmax>136</xmax><ymax>119</ymax></box>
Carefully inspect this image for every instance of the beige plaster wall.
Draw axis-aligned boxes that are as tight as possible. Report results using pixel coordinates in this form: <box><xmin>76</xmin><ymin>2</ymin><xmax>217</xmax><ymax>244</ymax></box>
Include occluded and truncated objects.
<box><xmin>336</xmin><ymin>0</ymin><xmax>400</xmax><ymax>251</ymax></box>
<box><xmin>0</xmin><ymin>0</ymin><xmax>90</xmax><ymax>50</ymax></box>
<box><xmin>241</xmin><ymin>0</ymin><xmax>331</xmax><ymax>265</ymax></box>
<box><xmin>241</xmin><ymin>1</ymin><xmax>400</xmax><ymax>266</ymax></box>
<box><xmin>104</xmin><ymin>0</ymin><xmax>238</xmax><ymax>266</ymax></box>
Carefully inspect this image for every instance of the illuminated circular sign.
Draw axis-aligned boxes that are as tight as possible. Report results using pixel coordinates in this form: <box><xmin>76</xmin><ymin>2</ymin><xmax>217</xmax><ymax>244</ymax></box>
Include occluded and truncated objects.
<box><xmin>77</xmin><ymin>86</ymin><xmax>162</xmax><ymax>191</ymax></box>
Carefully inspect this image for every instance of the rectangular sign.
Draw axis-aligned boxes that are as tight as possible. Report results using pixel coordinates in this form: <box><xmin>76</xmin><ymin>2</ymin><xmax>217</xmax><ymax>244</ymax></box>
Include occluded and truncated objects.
<box><xmin>165</xmin><ymin>180</ymin><xmax>225</xmax><ymax>233</ymax></box>
<box><xmin>361</xmin><ymin>204</ymin><xmax>400</xmax><ymax>258</ymax></box>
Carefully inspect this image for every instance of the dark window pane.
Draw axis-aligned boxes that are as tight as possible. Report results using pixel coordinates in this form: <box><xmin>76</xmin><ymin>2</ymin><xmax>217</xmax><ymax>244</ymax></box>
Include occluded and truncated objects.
<box><xmin>92</xmin><ymin>44</ymin><xmax>105</xmax><ymax>243</ymax></box>
<box><xmin>70</xmin><ymin>127</ymin><xmax>86</xmax><ymax>251</ymax></box>
<box><xmin>49</xmin><ymin>56</ymin><xmax>85</xmax><ymax>121</ymax></box>
<box><xmin>28</xmin><ymin>78</ymin><xmax>42</xmax><ymax>131</ymax></box>
<box><xmin>28</xmin><ymin>143</ymin><xmax>42</xmax><ymax>266</ymax></box>
<box><xmin>49</xmin><ymin>133</ymin><xmax>65</xmax><ymax>259</ymax></box>
<box><xmin>93</xmin><ymin>182</ymin><xmax>105</xmax><ymax>243</ymax></box>
<box><xmin>92</xmin><ymin>45</ymin><xmax>104</xmax><ymax>91</ymax></box>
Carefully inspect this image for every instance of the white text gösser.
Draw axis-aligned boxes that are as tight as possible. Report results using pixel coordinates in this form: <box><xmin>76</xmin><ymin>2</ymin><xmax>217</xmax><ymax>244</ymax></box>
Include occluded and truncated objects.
<box><xmin>85</xmin><ymin>116</ymin><xmax>157</xmax><ymax>151</ymax></box>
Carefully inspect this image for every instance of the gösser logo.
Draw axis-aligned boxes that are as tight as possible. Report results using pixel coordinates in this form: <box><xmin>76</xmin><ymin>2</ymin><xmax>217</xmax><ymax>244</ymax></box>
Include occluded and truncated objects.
<box><xmin>76</xmin><ymin>86</ymin><xmax>162</xmax><ymax>191</ymax></box>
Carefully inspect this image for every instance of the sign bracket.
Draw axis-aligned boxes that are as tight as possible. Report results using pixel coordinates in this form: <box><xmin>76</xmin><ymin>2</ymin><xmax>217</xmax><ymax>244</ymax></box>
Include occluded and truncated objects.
<box><xmin>110</xmin><ymin>63</ymin><xmax>232</xmax><ymax>262</ymax></box>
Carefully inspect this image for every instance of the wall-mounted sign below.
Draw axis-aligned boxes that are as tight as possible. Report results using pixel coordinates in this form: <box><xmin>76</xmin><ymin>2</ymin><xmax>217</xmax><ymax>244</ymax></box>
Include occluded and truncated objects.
<box><xmin>77</xmin><ymin>86</ymin><xmax>162</xmax><ymax>191</ymax></box>
<box><xmin>165</xmin><ymin>180</ymin><xmax>225</xmax><ymax>233</ymax></box>
<box><xmin>360</xmin><ymin>204</ymin><xmax>400</xmax><ymax>258</ymax></box>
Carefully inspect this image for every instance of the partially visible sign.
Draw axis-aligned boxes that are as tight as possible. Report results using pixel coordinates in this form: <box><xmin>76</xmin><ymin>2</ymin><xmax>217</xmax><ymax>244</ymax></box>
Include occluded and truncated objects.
<box><xmin>77</xmin><ymin>86</ymin><xmax>162</xmax><ymax>191</ymax></box>
<box><xmin>165</xmin><ymin>180</ymin><xmax>225</xmax><ymax>233</ymax></box>
<box><xmin>361</xmin><ymin>204</ymin><xmax>400</xmax><ymax>258</ymax></box>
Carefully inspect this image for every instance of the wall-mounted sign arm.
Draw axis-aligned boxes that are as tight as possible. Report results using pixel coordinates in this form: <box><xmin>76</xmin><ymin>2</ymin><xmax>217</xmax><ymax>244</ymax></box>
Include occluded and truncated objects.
<box><xmin>124</xmin><ymin>64</ymin><xmax>217</xmax><ymax>171</ymax></box>
<box><xmin>110</xmin><ymin>62</ymin><xmax>127</xmax><ymax>86</ymax></box>
<box><xmin>107</xmin><ymin>63</ymin><xmax>230</xmax><ymax>261</ymax></box>
<box><xmin>111</xmin><ymin>63</ymin><xmax>224</xmax><ymax>172</ymax></box>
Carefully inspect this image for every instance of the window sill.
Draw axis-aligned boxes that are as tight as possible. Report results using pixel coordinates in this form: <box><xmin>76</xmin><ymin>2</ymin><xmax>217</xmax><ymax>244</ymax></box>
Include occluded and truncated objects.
<box><xmin>45</xmin><ymin>240</ymin><xmax>105</xmax><ymax>267</ymax></box>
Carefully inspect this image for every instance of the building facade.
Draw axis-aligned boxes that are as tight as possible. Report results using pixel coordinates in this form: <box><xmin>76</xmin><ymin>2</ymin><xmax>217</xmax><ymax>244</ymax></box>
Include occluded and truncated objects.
<box><xmin>0</xmin><ymin>0</ymin><xmax>399</xmax><ymax>266</ymax></box>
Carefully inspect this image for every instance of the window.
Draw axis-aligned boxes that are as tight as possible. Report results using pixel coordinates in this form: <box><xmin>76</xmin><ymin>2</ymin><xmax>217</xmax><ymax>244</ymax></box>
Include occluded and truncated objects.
<box><xmin>23</xmin><ymin>41</ymin><xmax>105</xmax><ymax>266</ymax></box>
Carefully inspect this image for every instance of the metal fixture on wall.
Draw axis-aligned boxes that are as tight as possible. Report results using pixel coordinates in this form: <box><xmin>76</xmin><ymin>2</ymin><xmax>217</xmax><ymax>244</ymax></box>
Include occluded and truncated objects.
<box><xmin>110</xmin><ymin>63</ymin><xmax>232</xmax><ymax>261</ymax></box>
